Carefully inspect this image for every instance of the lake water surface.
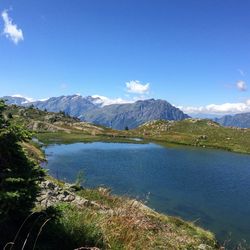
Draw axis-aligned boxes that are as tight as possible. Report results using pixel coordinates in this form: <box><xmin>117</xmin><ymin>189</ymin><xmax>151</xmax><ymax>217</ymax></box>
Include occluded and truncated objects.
<box><xmin>44</xmin><ymin>142</ymin><xmax>250</xmax><ymax>245</ymax></box>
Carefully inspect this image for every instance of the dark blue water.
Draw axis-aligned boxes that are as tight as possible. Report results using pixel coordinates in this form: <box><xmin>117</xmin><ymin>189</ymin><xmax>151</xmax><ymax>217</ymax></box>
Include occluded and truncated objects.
<box><xmin>44</xmin><ymin>142</ymin><xmax>250</xmax><ymax>245</ymax></box>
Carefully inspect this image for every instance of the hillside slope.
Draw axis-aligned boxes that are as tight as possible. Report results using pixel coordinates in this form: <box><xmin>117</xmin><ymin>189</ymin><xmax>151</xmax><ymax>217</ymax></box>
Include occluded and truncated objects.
<box><xmin>130</xmin><ymin>119</ymin><xmax>250</xmax><ymax>153</ymax></box>
<box><xmin>4</xmin><ymin>105</ymin><xmax>129</xmax><ymax>144</ymax></box>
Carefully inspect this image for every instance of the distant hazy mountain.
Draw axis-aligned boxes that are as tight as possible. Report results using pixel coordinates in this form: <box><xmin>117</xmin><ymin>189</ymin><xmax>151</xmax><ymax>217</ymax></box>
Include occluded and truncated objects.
<box><xmin>215</xmin><ymin>113</ymin><xmax>250</xmax><ymax>128</ymax></box>
<box><xmin>81</xmin><ymin>99</ymin><xmax>189</xmax><ymax>129</ymax></box>
<box><xmin>190</xmin><ymin>113</ymin><xmax>223</xmax><ymax>119</ymax></box>
<box><xmin>27</xmin><ymin>95</ymin><xmax>101</xmax><ymax>118</ymax></box>
<box><xmin>2</xmin><ymin>96</ymin><xmax>29</xmax><ymax>106</ymax></box>
<box><xmin>2</xmin><ymin>95</ymin><xmax>189</xmax><ymax>129</ymax></box>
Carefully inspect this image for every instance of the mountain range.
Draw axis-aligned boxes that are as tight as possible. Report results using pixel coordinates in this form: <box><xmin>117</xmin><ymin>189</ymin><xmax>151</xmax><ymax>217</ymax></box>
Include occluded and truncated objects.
<box><xmin>3</xmin><ymin>95</ymin><xmax>250</xmax><ymax>129</ymax></box>
<box><xmin>215</xmin><ymin>112</ymin><xmax>250</xmax><ymax>128</ymax></box>
<box><xmin>2</xmin><ymin>95</ymin><xmax>189</xmax><ymax>129</ymax></box>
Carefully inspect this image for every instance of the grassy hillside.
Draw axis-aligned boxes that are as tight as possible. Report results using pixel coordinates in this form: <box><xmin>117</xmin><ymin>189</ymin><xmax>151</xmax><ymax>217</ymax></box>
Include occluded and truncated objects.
<box><xmin>4</xmin><ymin>105</ymin><xmax>250</xmax><ymax>154</ymax></box>
<box><xmin>4</xmin><ymin>105</ymin><xmax>131</xmax><ymax>144</ymax></box>
<box><xmin>129</xmin><ymin>119</ymin><xmax>250</xmax><ymax>154</ymax></box>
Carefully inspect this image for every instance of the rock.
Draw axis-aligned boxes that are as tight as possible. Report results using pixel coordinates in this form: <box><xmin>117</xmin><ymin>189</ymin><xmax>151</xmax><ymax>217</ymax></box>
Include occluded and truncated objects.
<box><xmin>198</xmin><ymin>244</ymin><xmax>213</xmax><ymax>250</ymax></box>
<box><xmin>198</xmin><ymin>135</ymin><xmax>207</xmax><ymax>140</ymax></box>
<box><xmin>46</xmin><ymin>200</ymin><xmax>54</xmax><ymax>207</ymax></box>
<box><xmin>65</xmin><ymin>183</ymin><xmax>82</xmax><ymax>192</ymax></box>
<box><xmin>38</xmin><ymin>180</ymin><xmax>100</xmax><ymax>209</ymax></box>
<box><xmin>41</xmin><ymin>199</ymin><xmax>53</xmax><ymax>208</ymax></box>
<box><xmin>64</xmin><ymin>194</ymin><xmax>75</xmax><ymax>202</ymax></box>
<box><xmin>47</xmin><ymin>191</ymin><xmax>54</xmax><ymax>196</ymax></box>
<box><xmin>98</xmin><ymin>187</ymin><xmax>111</xmax><ymax>195</ymax></box>
<box><xmin>39</xmin><ymin>190</ymin><xmax>47</xmax><ymax>196</ymax></box>
<box><xmin>57</xmin><ymin>194</ymin><xmax>66</xmax><ymax>201</ymax></box>
<box><xmin>36</xmin><ymin>195</ymin><xmax>47</xmax><ymax>202</ymax></box>
<box><xmin>89</xmin><ymin>201</ymin><xmax>101</xmax><ymax>209</ymax></box>
<box><xmin>74</xmin><ymin>197</ymin><xmax>90</xmax><ymax>207</ymax></box>
<box><xmin>63</xmin><ymin>190</ymin><xmax>70</xmax><ymax>196</ymax></box>
<box><xmin>44</xmin><ymin>180</ymin><xmax>56</xmax><ymax>190</ymax></box>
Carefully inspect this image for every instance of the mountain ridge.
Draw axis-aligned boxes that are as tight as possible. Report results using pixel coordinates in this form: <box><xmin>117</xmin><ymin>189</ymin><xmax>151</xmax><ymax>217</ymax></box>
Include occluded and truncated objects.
<box><xmin>2</xmin><ymin>95</ymin><xmax>190</xmax><ymax>129</ymax></box>
<box><xmin>215</xmin><ymin>112</ymin><xmax>250</xmax><ymax>128</ymax></box>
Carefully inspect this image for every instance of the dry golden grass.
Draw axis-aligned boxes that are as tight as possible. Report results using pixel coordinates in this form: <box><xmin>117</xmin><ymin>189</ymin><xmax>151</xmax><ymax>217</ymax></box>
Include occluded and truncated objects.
<box><xmin>74</xmin><ymin>189</ymin><xmax>218</xmax><ymax>250</ymax></box>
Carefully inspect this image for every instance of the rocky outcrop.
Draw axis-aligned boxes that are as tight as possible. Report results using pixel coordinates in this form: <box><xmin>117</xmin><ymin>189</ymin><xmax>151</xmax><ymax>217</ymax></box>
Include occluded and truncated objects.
<box><xmin>37</xmin><ymin>180</ymin><xmax>110</xmax><ymax>212</ymax></box>
<box><xmin>37</xmin><ymin>180</ymin><xmax>156</xmax><ymax>217</ymax></box>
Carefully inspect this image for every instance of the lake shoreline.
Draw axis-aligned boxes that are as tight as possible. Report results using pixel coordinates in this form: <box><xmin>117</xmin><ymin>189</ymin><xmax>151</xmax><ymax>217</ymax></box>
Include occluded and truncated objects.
<box><xmin>43</xmin><ymin>141</ymin><xmax>250</xmax><ymax>247</ymax></box>
<box><xmin>36</xmin><ymin>131</ymin><xmax>250</xmax><ymax>155</ymax></box>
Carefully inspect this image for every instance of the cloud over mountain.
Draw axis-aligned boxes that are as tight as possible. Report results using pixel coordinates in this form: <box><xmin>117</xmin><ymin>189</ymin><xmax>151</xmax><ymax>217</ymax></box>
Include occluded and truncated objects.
<box><xmin>126</xmin><ymin>80</ymin><xmax>150</xmax><ymax>94</ymax></box>
<box><xmin>92</xmin><ymin>95</ymin><xmax>133</xmax><ymax>106</ymax></box>
<box><xmin>179</xmin><ymin>99</ymin><xmax>250</xmax><ymax>115</ymax></box>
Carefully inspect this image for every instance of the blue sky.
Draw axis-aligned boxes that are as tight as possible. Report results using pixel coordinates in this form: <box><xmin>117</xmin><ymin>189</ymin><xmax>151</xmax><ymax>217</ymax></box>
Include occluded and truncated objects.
<box><xmin>0</xmin><ymin>0</ymin><xmax>250</xmax><ymax>115</ymax></box>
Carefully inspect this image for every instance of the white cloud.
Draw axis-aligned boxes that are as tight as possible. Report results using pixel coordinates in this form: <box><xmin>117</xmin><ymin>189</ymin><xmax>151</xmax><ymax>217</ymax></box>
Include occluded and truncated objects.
<box><xmin>126</xmin><ymin>80</ymin><xmax>150</xmax><ymax>94</ymax></box>
<box><xmin>178</xmin><ymin>99</ymin><xmax>250</xmax><ymax>115</ymax></box>
<box><xmin>236</xmin><ymin>80</ymin><xmax>247</xmax><ymax>91</ymax></box>
<box><xmin>11</xmin><ymin>94</ymin><xmax>34</xmax><ymax>103</ymax></box>
<box><xmin>92</xmin><ymin>95</ymin><xmax>133</xmax><ymax>106</ymax></box>
<box><xmin>1</xmin><ymin>10</ymin><xmax>24</xmax><ymax>44</ymax></box>
<box><xmin>11</xmin><ymin>94</ymin><xmax>49</xmax><ymax>102</ymax></box>
<box><xmin>38</xmin><ymin>98</ymin><xmax>49</xmax><ymax>102</ymax></box>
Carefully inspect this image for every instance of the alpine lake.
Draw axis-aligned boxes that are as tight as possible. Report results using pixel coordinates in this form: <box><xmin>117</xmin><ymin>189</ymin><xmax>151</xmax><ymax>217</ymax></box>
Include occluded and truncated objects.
<box><xmin>43</xmin><ymin>141</ymin><xmax>250</xmax><ymax>246</ymax></box>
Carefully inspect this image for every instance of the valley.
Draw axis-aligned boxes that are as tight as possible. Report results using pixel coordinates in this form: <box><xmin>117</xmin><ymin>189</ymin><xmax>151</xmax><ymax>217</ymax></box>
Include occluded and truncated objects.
<box><xmin>5</xmin><ymin>104</ymin><xmax>250</xmax><ymax>154</ymax></box>
<box><xmin>2</xmin><ymin>101</ymin><xmax>250</xmax><ymax>249</ymax></box>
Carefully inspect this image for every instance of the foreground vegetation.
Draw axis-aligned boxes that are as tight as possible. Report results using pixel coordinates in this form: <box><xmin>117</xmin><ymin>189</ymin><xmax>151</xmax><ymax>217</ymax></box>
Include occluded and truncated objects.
<box><xmin>32</xmin><ymin>179</ymin><xmax>218</xmax><ymax>250</ymax></box>
<box><xmin>0</xmin><ymin>100</ymin><xmax>45</xmax><ymax>248</ymax></box>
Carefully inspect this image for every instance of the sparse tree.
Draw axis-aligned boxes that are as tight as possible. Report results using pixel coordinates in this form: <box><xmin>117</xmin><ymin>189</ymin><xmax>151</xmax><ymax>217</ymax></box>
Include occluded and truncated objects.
<box><xmin>28</xmin><ymin>104</ymin><xmax>35</xmax><ymax>109</ymax></box>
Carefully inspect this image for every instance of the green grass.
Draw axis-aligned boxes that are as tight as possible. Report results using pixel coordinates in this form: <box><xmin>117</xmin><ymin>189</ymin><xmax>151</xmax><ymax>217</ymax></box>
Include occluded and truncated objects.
<box><xmin>33</xmin><ymin>203</ymin><xmax>105</xmax><ymax>250</ymax></box>
<box><xmin>30</xmin><ymin>174</ymin><xmax>219</xmax><ymax>249</ymax></box>
<box><xmin>76</xmin><ymin>188</ymin><xmax>123</xmax><ymax>209</ymax></box>
<box><xmin>130</xmin><ymin>119</ymin><xmax>250</xmax><ymax>154</ymax></box>
<box><xmin>38</xmin><ymin>198</ymin><xmax>218</xmax><ymax>250</ymax></box>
